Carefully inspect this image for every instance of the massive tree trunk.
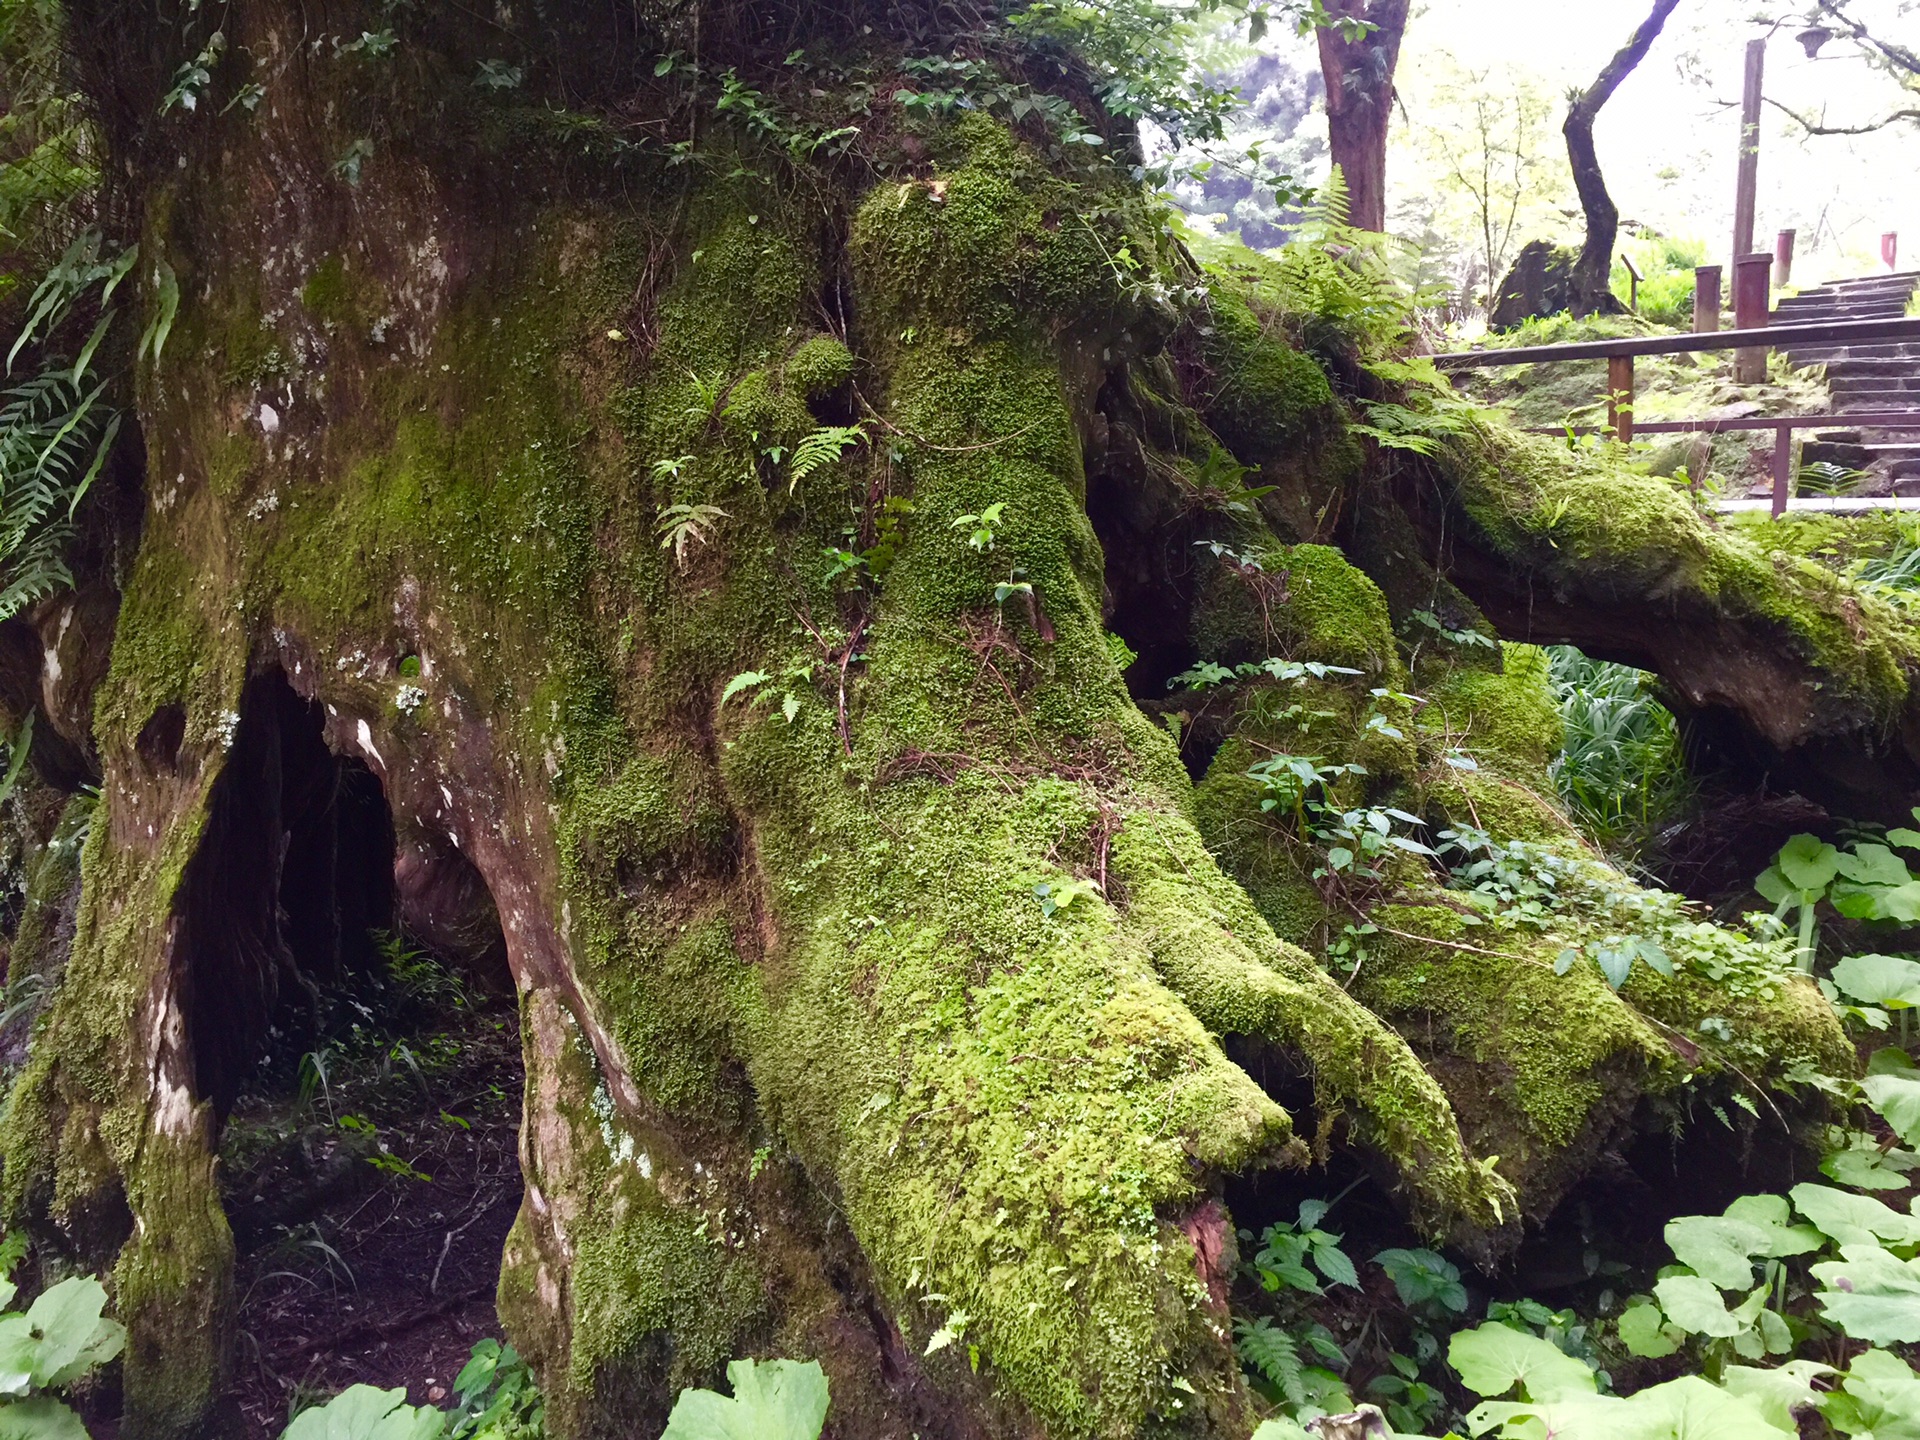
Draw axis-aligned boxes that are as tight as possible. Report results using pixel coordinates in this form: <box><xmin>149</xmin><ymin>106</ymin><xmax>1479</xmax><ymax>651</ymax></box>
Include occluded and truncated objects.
<box><xmin>0</xmin><ymin>3</ymin><xmax>1905</xmax><ymax>1438</ymax></box>
<box><xmin>1314</xmin><ymin>0</ymin><xmax>1411</xmax><ymax>230</ymax></box>
<box><xmin>1564</xmin><ymin>0</ymin><xmax>1682</xmax><ymax>316</ymax></box>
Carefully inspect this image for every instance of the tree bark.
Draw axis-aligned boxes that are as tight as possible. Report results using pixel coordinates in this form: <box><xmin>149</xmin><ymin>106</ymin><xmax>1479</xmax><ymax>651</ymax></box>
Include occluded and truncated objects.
<box><xmin>1565</xmin><ymin>0</ymin><xmax>1682</xmax><ymax>315</ymax></box>
<box><xmin>1314</xmin><ymin>0</ymin><xmax>1412</xmax><ymax>230</ymax></box>
<box><xmin>0</xmin><ymin>5</ymin><xmax>1896</xmax><ymax>1439</ymax></box>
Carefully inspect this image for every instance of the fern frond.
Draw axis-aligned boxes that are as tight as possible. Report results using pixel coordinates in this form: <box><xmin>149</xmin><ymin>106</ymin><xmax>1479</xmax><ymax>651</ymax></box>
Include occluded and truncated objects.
<box><xmin>1233</xmin><ymin>1317</ymin><xmax>1306</xmax><ymax>1406</ymax></box>
<box><xmin>788</xmin><ymin>423</ymin><xmax>865</xmax><ymax>490</ymax></box>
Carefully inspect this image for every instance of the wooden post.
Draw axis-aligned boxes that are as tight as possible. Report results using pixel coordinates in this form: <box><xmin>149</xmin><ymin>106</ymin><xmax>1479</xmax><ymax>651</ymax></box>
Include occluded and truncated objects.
<box><xmin>1694</xmin><ymin>264</ymin><xmax>1723</xmax><ymax>332</ymax></box>
<box><xmin>1886</xmin><ymin>232</ymin><xmax>1901</xmax><ymax>271</ymax></box>
<box><xmin>1608</xmin><ymin>354</ymin><xmax>1635</xmax><ymax>443</ymax></box>
<box><xmin>1734</xmin><ymin>252</ymin><xmax>1772</xmax><ymax>383</ymax></box>
<box><xmin>1621</xmin><ymin>253</ymin><xmax>1642</xmax><ymax>313</ymax></box>
<box><xmin>1732</xmin><ymin>39</ymin><xmax>1765</xmax><ymax>271</ymax></box>
<box><xmin>1775</xmin><ymin>229</ymin><xmax>1797</xmax><ymax>289</ymax></box>
<box><xmin>1771</xmin><ymin>425</ymin><xmax>1793</xmax><ymax>517</ymax></box>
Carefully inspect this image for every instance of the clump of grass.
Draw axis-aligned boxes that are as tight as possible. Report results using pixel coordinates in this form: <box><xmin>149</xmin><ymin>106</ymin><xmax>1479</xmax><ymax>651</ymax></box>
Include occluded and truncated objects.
<box><xmin>1850</xmin><ymin>530</ymin><xmax>1920</xmax><ymax>610</ymax></box>
<box><xmin>1547</xmin><ymin>645</ymin><xmax>1693</xmax><ymax>859</ymax></box>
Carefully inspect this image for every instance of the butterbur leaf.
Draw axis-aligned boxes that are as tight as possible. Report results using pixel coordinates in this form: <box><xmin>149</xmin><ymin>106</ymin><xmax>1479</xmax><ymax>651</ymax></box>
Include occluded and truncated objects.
<box><xmin>1823</xmin><ymin>1133</ymin><xmax>1920</xmax><ymax>1190</ymax></box>
<box><xmin>282</xmin><ymin>1385</ymin><xmax>445</xmax><ymax>1440</ymax></box>
<box><xmin>662</xmin><ymin>1358</ymin><xmax>830</xmax><ymax>1440</ymax></box>
<box><xmin>1653</xmin><ymin>1273</ymin><xmax>1742</xmax><ymax>1337</ymax></box>
<box><xmin>0</xmin><ymin>1315</ymin><xmax>36</xmax><ymax>1397</ymax></box>
<box><xmin>1793</xmin><ymin>1181</ymin><xmax>1920</xmax><ymax>1247</ymax></box>
<box><xmin>1777</xmin><ymin>834</ymin><xmax>1842</xmax><ymax>891</ymax></box>
<box><xmin>24</xmin><ymin>1277</ymin><xmax>122</xmax><ymax>1388</ymax></box>
<box><xmin>1719</xmin><ymin>1361</ymin><xmax>1835</xmax><ymax>1434</ymax></box>
<box><xmin>1447</xmin><ymin>1322</ymin><xmax>1597</xmax><ymax>1401</ymax></box>
<box><xmin>1886</xmin><ymin>826</ymin><xmax>1920</xmax><ymax>852</ymax></box>
<box><xmin>1833</xmin><ymin>954</ymin><xmax>1920</xmax><ymax>1009</ymax></box>
<box><xmin>1616</xmin><ymin>1299</ymin><xmax>1678</xmax><ymax>1358</ymax></box>
<box><xmin>1836</xmin><ymin>843</ymin><xmax>1914</xmax><ymax>887</ymax></box>
<box><xmin>1825</xmin><ymin>1348</ymin><xmax>1920</xmax><ymax>1440</ymax></box>
<box><xmin>0</xmin><ymin>1395</ymin><xmax>90</xmax><ymax>1440</ymax></box>
<box><xmin>1755</xmin><ymin>863</ymin><xmax>1794</xmax><ymax>906</ymax></box>
<box><xmin>1665</xmin><ymin>1216</ymin><xmax>1777</xmax><ymax>1290</ymax></box>
<box><xmin>1627</xmin><ymin>1374</ymin><xmax>1797</xmax><ymax>1438</ymax></box>
<box><xmin>1861</xmin><ymin>1049</ymin><xmax>1920</xmax><ymax>1146</ymax></box>
<box><xmin>1810</xmin><ymin>1243</ymin><xmax>1920</xmax><ymax>1344</ymax></box>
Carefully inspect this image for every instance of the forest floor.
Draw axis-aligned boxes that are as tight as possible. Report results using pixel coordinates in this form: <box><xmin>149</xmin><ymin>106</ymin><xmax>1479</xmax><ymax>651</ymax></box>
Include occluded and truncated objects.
<box><xmin>214</xmin><ymin>971</ymin><xmax>524</xmax><ymax>1439</ymax></box>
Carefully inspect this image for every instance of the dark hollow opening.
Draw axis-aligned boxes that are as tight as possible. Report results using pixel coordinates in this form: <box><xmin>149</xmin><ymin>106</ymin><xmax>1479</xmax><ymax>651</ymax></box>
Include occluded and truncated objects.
<box><xmin>173</xmin><ymin>669</ymin><xmax>398</xmax><ymax>1121</ymax></box>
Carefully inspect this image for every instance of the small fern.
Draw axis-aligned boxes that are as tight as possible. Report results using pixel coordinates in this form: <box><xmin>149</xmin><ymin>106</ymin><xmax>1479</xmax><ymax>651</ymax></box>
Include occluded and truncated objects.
<box><xmin>1233</xmin><ymin>1316</ymin><xmax>1306</xmax><ymax>1406</ymax></box>
<box><xmin>787</xmin><ymin>423</ymin><xmax>865</xmax><ymax>491</ymax></box>
<box><xmin>656</xmin><ymin>502</ymin><xmax>728</xmax><ymax>571</ymax></box>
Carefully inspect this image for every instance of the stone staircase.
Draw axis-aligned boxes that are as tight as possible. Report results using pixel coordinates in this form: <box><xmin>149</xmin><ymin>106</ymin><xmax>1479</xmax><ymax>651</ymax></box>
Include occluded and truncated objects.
<box><xmin>1776</xmin><ymin>271</ymin><xmax>1920</xmax><ymax>480</ymax></box>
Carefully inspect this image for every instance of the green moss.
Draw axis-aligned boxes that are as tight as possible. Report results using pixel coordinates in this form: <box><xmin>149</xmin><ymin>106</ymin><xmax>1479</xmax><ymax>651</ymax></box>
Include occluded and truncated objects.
<box><xmin>1190</xmin><ymin>542</ymin><xmax>1400</xmax><ymax>677</ymax></box>
<box><xmin>1195</xmin><ymin>277</ymin><xmax>1344</xmax><ymax>462</ymax></box>
<box><xmin>114</xmin><ymin>1126</ymin><xmax>234</xmax><ymax>1440</ymax></box>
<box><xmin>1422</xmin><ymin>644</ymin><xmax>1564</xmax><ymax>777</ymax></box>
<box><xmin>783</xmin><ymin>335</ymin><xmax>854</xmax><ymax>399</ymax></box>
<box><xmin>1448</xmin><ymin>426</ymin><xmax>1913</xmax><ymax>718</ymax></box>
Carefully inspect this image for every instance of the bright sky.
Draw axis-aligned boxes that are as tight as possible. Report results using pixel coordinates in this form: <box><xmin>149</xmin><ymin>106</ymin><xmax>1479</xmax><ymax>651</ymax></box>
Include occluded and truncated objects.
<box><xmin>1388</xmin><ymin>0</ymin><xmax>1920</xmax><ymax>282</ymax></box>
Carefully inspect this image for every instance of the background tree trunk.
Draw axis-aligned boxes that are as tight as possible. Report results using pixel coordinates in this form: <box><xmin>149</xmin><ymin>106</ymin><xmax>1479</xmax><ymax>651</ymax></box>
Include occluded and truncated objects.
<box><xmin>1565</xmin><ymin>0</ymin><xmax>1683</xmax><ymax>315</ymax></box>
<box><xmin>1315</xmin><ymin>0</ymin><xmax>1412</xmax><ymax>230</ymax></box>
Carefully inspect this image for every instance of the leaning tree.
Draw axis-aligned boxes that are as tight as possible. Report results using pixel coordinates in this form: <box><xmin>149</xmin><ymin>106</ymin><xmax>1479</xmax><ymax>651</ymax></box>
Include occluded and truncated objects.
<box><xmin>0</xmin><ymin>1</ymin><xmax>1905</xmax><ymax>1437</ymax></box>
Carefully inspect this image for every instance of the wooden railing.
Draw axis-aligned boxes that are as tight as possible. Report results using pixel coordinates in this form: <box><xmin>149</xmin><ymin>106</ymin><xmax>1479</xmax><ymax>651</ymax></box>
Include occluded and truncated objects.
<box><xmin>1432</xmin><ymin>316</ymin><xmax>1920</xmax><ymax>516</ymax></box>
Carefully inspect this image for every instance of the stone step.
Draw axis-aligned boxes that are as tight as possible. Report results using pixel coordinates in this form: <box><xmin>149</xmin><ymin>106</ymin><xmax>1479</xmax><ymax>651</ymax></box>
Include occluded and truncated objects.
<box><xmin>1797</xmin><ymin>281</ymin><xmax>1920</xmax><ymax>300</ymax></box>
<box><xmin>1832</xmin><ymin>374</ymin><xmax>1920</xmax><ymax>392</ymax></box>
<box><xmin>1773</xmin><ymin>303</ymin><xmax>1914</xmax><ymax>320</ymax></box>
<box><xmin>1823</xmin><ymin>356</ymin><xmax>1920</xmax><ymax>376</ymax></box>
<box><xmin>1787</xmin><ymin>343</ymin><xmax>1920</xmax><ymax>364</ymax></box>
<box><xmin>1810</xmin><ymin>291</ymin><xmax>1920</xmax><ymax>306</ymax></box>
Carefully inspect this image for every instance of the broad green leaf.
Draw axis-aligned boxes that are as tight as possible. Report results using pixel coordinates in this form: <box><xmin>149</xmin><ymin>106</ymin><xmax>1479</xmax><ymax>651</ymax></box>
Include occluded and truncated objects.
<box><xmin>1822</xmin><ymin>1132</ymin><xmax>1920</xmax><ymax>1190</ymax></box>
<box><xmin>282</xmin><ymin>1385</ymin><xmax>445</xmax><ymax>1440</ymax></box>
<box><xmin>1448</xmin><ymin>1323</ymin><xmax>1597</xmax><ymax>1402</ymax></box>
<box><xmin>1832</xmin><ymin>954</ymin><xmax>1920</xmax><ymax>1008</ymax></box>
<box><xmin>1888</xmin><ymin>827</ymin><xmax>1920</xmax><ymax>852</ymax></box>
<box><xmin>1777</xmin><ymin>834</ymin><xmax>1841</xmax><ymax>891</ymax></box>
<box><xmin>1837</xmin><ymin>879</ymin><xmax>1920</xmax><ymax>923</ymax></box>
<box><xmin>1810</xmin><ymin>1242</ymin><xmax>1920</xmax><ymax>1344</ymax></box>
<box><xmin>0</xmin><ymin>1395</ymin><xmax>91</xmax><ymax>1440</ymax></box>
<box><xmin>22</xmin><ymin>1279</ymin><xmax>120</xmax><ymax>1389</ymax></box>
<box><xmin>1664</xmin><ymin>1217</ymin><xmax>1776</xmax><ymax>1289</ymax></box>
<box><xmin>1862</xmin><ymin>1051</ymin><xmax>1920</xmax><ymax>1147</ymax></box>
<box><xmin>1462</xmin><ymin>1392</ymin><xmax>1636</xmax><ymax>1440</ymax></box>
<box><xmin>1653</xmin><ymin>1274</ymin><xmax>1742</xmax><ymax>1338</ymax></box>
<box><xmin>1791</xmin><ymin>1182</ymin><xmax>1920</xmax><ymax>1246</ymax></box>
<box><xmin>1627</xmin><ymin>1374</ymin><xmax>1797</xmax><ymax>1438</ymax></box>
<box><xmin>1722</xmin><ymin>1194</ymin><xmax>1824</xmax><ymax>1255</ymax></box>
<box><xmin>1466</xmin><ymin>1376</ymin><xmax>1792</xmax><ymax>1440</ymax></box>
<box><xmin>1835</xmin><ymin>844</ymin><xmax>1913</xmax><ymax>887</ymax></box>
<box><xmin>1249</xmin><ymin>1421</ymin><xmax>1313</xmax><ymax>1440</ymax></box>
<box><xmin>1755</xmin><ymin>863</ymin><xmax>1793</xmax><ymax>906</ymax></box>
<box><xmin>1311</xmin><ymin>1241</ymin><xmax>1358</xmax><ymax>1290</ymax></box>
<box><xmin>1616</xmin><ymin>1299</ymin><xmax>1678</xmax><ymax>1358</ymax></box>
<box><xmin>1826</xmin><ymin>1348</ymin><xmax>1920</xmax><ymax>1440</ymax></box>
<box><xmin>1719</xmin><ymin>1360</ymin><xmax>1833</xmax><ymax>1432</ymax></box>
<box><xmin>662</xmin><ymin>1359</ymin><xmax>829</xmax><ymax>1440</ymax></box>
<box><xmin>0</xmin><ymin>1318</ymin><xmax>34</xmax><ymax>1399</ymax></box>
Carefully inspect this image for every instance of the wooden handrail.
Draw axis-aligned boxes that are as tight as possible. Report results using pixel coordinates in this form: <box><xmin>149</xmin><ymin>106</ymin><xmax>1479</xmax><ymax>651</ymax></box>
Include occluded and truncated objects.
<box><xmin>1438</xmin><ymin>314</ymin><xmax>1920</xmax><ymax>517</ymax></box>
<box><xmin>1433</xmin><ymin>314</ymin><xmax>1920</xmax><ymax>368</ymax></box>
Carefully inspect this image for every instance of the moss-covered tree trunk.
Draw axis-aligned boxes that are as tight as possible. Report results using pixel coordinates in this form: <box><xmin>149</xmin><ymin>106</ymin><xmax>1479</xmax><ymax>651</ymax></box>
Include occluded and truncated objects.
<box><xmin>0</xmin><ymin>4</ymin><xmax>1908</xmax><ymax>1437</ymax></box>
